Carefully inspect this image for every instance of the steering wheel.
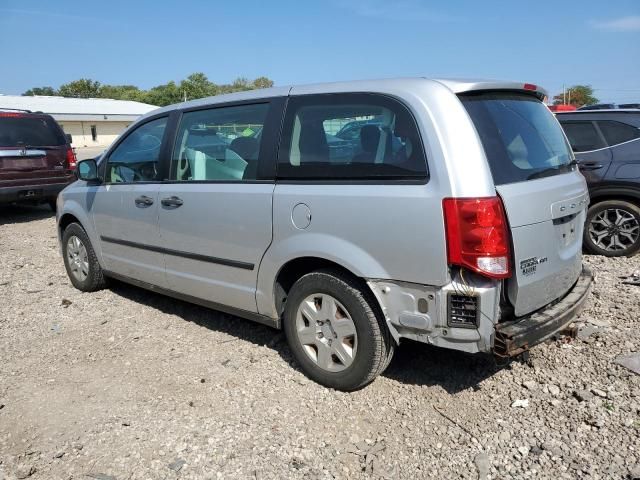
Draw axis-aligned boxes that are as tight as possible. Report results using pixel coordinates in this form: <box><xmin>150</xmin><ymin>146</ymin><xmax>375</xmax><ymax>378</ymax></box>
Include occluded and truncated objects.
<box><xmin>113</xmin><ymin>165</ymin><xmax>142</xmax><ymax>183</ymax></box>
<box><xmin>139</xmin><ymin>162</ymin><xmax>158</xmax><ymax>181</ymax></box>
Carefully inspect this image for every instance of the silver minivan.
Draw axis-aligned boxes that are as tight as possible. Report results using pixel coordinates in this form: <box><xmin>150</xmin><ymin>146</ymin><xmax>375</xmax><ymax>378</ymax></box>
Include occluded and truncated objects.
<box><xmin>57</xmin><ymin>78</ymin><xmax>592</xmax><ymax>390</ymax></box>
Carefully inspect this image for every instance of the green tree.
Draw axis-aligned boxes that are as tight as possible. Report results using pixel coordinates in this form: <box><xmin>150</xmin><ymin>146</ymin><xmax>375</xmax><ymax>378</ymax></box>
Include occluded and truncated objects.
<box><xmin>142</xmin><ymin>81</ymin><xmax>182</xmax><ymax>107</ymax></box>
<box><xmin>57</xmin><ymin>78</ymin><xmax>102</xmax><ymax>98</ymax></box>
<box><xmin>99</xmin><ymin>84</ymin><xmax>144</xmax><ymax>101</ymax></box>
<box><xmin>252</xmin><ymin>77</ymin><xmax>274</xmax><ymax>89</ymax></box>
<box><xmin>218</xmin><ymin>77</ymin><xmax>254</xmax><ymax>95</ymax></box>
<box><xmin>22</xmin><ymin>74</ymin><xmax>274</xmax><ymax>106</ymax></box>
<box><xmin>232</xmin><ymin>77</ymin><xmax>250</xmax><ymax>89</ymax></box>
<box><xmin>22</xmin><ymin>86</ymin><xmax>56</xmax><ymax>96</ymax></box>
<box><xmin>179</xmin><ymin>72</ymin><xmax>217</xmax><ymax>101</ymax></box>
<box><xmin>552</xmin><ymin>85</ymin><xmax>599</xmax><ymax>107</ymax></box>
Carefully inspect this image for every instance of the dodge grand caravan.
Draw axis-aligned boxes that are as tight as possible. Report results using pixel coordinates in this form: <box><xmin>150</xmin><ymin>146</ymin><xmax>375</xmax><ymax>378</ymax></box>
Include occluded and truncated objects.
<box><xmin>57</xmin><ymin>78</ymin><xmax>593</xmax><ymax>390</ymax></box>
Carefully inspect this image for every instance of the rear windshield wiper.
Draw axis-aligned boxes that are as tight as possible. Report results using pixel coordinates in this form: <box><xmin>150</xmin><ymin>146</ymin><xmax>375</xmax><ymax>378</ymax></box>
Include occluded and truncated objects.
<box><xmin>526</xmin><ymin>161</ymin><xmax>576</xmax><ymax>180</ymax></box>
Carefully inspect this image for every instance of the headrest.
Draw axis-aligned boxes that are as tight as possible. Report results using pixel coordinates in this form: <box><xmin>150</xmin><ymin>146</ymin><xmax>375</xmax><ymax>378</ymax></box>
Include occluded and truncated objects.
<box><xmin>393</xmin><ymin>115</ymin><xmax>413</xmax><ymax>139</ymax></box>
<box><xmin>360</xmin><ymin>124</ymin><xmax>380</xmax><ymax>152</ymax></box>
<box><xmin>230</xmin><ymin>136</ymin><xmax>259</xmax><ymax>160</ymax></box>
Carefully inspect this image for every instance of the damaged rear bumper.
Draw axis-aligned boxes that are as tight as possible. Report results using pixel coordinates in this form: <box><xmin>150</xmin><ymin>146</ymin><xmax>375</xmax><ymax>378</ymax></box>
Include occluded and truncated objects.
<box><xmin>494</xmin><ymin>266</ymin><xmax>593</xmax><ymax>358</ymax></box>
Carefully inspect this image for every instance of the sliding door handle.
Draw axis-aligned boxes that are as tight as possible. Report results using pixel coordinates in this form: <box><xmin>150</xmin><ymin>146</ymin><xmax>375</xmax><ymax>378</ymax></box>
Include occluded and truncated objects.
<box><xmin>161</xmin><ymin>196</ymin><xmax>184</xmax><ymax>207</ymax></box>
<box><xmin>134</xmin><ymin>195</ymin><xmax>154</xmax><ymax>207</ymax></box>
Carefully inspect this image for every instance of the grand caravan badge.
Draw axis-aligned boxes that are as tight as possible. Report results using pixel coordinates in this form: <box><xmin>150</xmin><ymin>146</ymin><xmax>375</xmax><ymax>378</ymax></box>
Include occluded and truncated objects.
<box><xmin>520</xmin><ymin>256</ymin><xmax>548</xmax><ymax>276</ymax></box>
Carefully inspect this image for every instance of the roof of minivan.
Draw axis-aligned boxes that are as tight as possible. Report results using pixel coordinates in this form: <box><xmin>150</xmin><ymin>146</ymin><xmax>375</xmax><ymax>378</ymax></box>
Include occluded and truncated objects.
<box><xmin>141</xmin><ymin>77</ymin><xmax>548</xmax><ymax>121</ymax></box>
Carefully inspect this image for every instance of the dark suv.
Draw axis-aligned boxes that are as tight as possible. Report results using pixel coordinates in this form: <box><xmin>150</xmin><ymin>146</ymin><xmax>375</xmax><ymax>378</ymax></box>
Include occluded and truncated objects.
<box><xmin>557</xmin><ymin>109</ymin><xmax>640</xmax><ymax>256</ymax></box>
<box><xmin>0</xmin><ymin>110</ymin><xmax>76</xmax><ymax>211</ymax></box>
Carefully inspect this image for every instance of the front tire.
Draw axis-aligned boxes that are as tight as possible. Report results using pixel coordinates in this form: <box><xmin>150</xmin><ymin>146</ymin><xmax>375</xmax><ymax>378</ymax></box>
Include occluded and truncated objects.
<box><xmin>62</xmin><ymin>222</ymin><xmax>107</xmax><ymax>291</ymax></box>
<box><xmin>584</xmin><ymin>200</ymin><xmax>640</xmax><ymax>257</ymax></box>
<box><xmin>283</xmin><ymin>269</ymin><xmax>394</xmax><ymax>391</ymax></box>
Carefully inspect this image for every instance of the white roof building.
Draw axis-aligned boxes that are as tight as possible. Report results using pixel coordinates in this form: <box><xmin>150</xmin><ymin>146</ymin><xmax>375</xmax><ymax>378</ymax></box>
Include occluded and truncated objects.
<box><xmin>0</xmin><ymin>94</ymin><xmax>158</xmax><ymax>121</ymax></box>
<box><xmin>0</xmin><ymin>95</ymin><xmax>159</xmax><ymax>149</ymax></box>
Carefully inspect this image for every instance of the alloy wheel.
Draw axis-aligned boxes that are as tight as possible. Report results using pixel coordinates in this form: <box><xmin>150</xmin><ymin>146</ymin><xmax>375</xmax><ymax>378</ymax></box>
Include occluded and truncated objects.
<box><xmin>588</xmin><ymin>207</ymin><xmax>640</xmax><ymax>252</ymax></box>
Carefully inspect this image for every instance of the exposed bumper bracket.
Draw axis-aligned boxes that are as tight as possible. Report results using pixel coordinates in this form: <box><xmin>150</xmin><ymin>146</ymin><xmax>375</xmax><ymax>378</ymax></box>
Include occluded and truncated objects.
<box><xmin>494</xmin><ymin>266</ymin><xmax>593</xmax><ymax>358</ymax></box>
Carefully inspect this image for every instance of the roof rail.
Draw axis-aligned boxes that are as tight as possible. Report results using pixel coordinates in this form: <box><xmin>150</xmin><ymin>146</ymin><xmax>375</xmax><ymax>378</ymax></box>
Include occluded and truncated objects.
<box><xmin>0</xmin><ymin>107</ymin><xmax>32</xmax><ymax>113</ymax></box>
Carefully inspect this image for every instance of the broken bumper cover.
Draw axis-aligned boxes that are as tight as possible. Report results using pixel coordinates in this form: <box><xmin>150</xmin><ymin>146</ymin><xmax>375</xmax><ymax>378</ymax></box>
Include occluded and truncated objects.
<box><xmin>494</xmin><ymin>266</ymin><xmax>593</xmax><ymax>358</ymax></box>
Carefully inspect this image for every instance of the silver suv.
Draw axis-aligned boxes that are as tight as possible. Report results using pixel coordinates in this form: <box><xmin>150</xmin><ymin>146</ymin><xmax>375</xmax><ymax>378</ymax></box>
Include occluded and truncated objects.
<box><xmin>57</xmin><ymin>78</ymin><xmax>593</xmax><ymax>390</ymax></box>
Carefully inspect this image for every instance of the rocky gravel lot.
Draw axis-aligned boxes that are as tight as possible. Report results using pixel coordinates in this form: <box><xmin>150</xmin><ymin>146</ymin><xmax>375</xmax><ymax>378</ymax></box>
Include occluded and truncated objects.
<box><xmin>0</xmin><ymin>205</ymin><xmax>639</xmax><ymax>480</ymax></box>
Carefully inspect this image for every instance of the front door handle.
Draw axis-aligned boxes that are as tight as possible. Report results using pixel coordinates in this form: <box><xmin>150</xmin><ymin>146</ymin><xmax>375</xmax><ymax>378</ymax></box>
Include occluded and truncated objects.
<box><xmin>134</xmin><ymin>195</ymin><xmax>154</xmax><ymax>207</ymax></box>
<box><xmin>579</xmin><ymin>162</ymin><xmax>604</xmax><ymax>170</ymax></box>
<box><xmin>161</xmin><ymin>196</ymin><xmax>184</xmax><ymax>208</ymax></box>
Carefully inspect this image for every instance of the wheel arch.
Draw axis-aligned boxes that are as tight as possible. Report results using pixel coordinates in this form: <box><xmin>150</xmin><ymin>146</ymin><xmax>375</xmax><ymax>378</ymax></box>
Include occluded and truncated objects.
<box><xmin>58</xmin><ymin>212</ymin><xmax>81</xmax><ymax>235</ymax></box>
<box><xmin>56</xmin><ymin>201</ymin><xmax>104</xmax><ymax>266</ymax></box>
<box><xmin>273</xmin><ymin>256</ymin><xmax>372</xmax><ymax>320</ymax></box>
<box><xmin>256</xmin><ymin>233</ymin><xmax>395</xmax><ymax>319</ymax></box>
<box><xmin>588</xmin><ymin>186</ymin><xmax>640</xmax><ymax>208</ymax></box>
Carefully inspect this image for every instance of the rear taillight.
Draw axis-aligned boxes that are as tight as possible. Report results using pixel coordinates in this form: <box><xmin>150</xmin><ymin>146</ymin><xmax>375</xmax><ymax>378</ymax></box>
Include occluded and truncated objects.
<box><xmin>65</xmin><ymin>146</ymin><xmax>77</xmax><ymax>170</ymax></box>
<box><xmin>442</xmin><ymin>197</ymin><xmax>511</xmax><ymax>279</ymax></box>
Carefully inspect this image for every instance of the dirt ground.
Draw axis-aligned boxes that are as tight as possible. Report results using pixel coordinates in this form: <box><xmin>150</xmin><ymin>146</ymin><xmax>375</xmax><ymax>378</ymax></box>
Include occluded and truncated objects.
<box><xmin>0</xmin><ymin>204</ymin><xmax>639</xmax><ymax>480</ymax></box>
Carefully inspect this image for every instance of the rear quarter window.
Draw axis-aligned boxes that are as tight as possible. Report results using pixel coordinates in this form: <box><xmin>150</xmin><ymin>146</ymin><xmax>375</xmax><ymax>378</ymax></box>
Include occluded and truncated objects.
<box><xmin>0</xmin><ymin>115</ymin><xmax>66</xmax><ymax>147</ymax></box>
<box><xmin>560</xmin><ymin>121</ymin><xmax>606</xmax><ymax>152</ymax></box>
<box><xmin>461</xmin><ymin>92</ymin><xmax>574</xmax><ymax>185</ymax></box>
<box><xmin>277</xmin><ymin>93</ymin><xmax>428</xmax><ymax>181</ymax></box>
<box><xmin>597</xmin><ymin>120</ymin><xmax>640</xmax><ymax>146</ymax></box>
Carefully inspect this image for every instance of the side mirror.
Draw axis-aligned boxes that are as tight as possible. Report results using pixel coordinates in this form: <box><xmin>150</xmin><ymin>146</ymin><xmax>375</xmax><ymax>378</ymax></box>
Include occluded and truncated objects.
<box><xmin>65</xmin><ymin>133</ymin><xmax>73</xmax><ymax>144</ymax></box>
<box><xmin>76</xmin><ymin>159</ymin><xmax>100</xmax><ymax>182</ymax></box>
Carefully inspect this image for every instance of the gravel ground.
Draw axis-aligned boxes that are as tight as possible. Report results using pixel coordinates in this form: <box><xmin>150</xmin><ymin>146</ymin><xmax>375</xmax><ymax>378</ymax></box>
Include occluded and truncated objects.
<box><xmin>1</xmin><ymin>205</ymin><xmax>639</xmax><ymax>480</ymax></box>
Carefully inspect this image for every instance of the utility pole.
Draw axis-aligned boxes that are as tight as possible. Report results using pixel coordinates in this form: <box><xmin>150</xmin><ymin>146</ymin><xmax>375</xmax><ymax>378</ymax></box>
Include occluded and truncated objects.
<box><xmin>563</xmin><ymin>84</ymin><xmax>566</xmax><ymax>104</ymax></box>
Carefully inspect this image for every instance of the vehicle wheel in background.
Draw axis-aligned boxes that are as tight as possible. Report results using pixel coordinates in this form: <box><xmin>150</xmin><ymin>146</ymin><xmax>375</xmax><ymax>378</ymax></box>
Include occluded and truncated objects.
<box><xmin>584</xmin><ymin>200</ymin><xmax>640</xmax><ymax>257</ymax></box>
<box><xmin>283</xmin><ymin>269</ymin><xmax>394</xmax><ymax>391</ymax></box>
<box><xmin>62</xmin><ymin>222</ymin><xmax>108</xmax><ymax>291</ymax></box>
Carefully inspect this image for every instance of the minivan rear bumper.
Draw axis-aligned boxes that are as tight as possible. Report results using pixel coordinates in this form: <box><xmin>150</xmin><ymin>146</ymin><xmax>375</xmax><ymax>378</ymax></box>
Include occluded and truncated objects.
<box><xmin>0</xmin><ymin>181</ymin><xmax>72</xmax><ymax>204</ymax></box>
<box><xmin>493</xmin><ymin>266</ymin><xmax>593</xmax><ymax>358</ymax></box>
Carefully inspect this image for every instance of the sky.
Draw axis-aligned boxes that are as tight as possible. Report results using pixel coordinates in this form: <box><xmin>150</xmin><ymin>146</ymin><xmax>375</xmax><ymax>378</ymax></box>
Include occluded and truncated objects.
<box><xmin>0</xmin><ymin>0</ymin><xmax>638</xmax><ymax>103</ymax></box>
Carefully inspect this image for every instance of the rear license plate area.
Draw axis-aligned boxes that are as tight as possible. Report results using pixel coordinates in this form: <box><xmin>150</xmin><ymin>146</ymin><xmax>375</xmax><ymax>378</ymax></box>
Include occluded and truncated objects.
<box><xmin>18</xmin><ymin>189</ymin><xmax>43</xmax><ymax>199</ymax></box>
<box><xmin>0</xmin><ymin>158</ymin><xmax>47</xmax><ymax>169</ymax></box>
<box><xmin>553</xmin><ymin>213</ymin><xmax>578</xmax><ymax>246</ymax></box>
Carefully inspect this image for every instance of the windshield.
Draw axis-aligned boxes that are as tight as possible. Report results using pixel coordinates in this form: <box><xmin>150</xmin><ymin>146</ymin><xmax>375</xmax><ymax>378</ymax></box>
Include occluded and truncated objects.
<box><xmin>0</xmin><ymin>116</ymin><xmax>66</xmax><ymax>147</ymax></box>
<box><xmin>460</xmin><ymin>92</ymin><xmax>574</xmax><ymax>185</ymax></box>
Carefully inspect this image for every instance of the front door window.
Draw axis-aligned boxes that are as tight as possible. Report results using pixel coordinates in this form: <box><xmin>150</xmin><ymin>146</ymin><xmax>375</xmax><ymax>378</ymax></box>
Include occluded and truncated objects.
<box><xmin>106</xmin><ymin>117</ymin><xmax>167</xmax><ymax>183</ymax></box>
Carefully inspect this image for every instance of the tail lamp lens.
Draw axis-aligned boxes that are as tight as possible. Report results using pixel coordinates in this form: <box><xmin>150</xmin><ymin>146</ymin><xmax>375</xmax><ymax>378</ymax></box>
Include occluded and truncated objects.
<box><xmin>66</xmin><ymin>146</ymin><xmax>77</xmax><ymax>170</ymax></box>
<box><xmin>443</xmin><ymin>197</ymin><xmax>511</xmax><ymax>278</ymax></box>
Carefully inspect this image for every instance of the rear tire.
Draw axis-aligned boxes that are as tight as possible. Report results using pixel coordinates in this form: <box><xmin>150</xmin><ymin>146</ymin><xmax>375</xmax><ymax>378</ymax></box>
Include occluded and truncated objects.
<box><xmin>283</xmin><ymin>269</ymin><xmax>394</xmax><ymax>391</ymax></box>
<box><xmin>47</xmin><ymin>197</ymin><xmax>57</xmax><ymax>212</ymax></box>
<box><xmin>62</xmin><ymin>222</ymin><xmax>107</xmax><ymax>291</ymax></box>
<box><xmin>583</xmin><ymin>200</ymin><xmax>640</xmax><ymax>257</ymax></box>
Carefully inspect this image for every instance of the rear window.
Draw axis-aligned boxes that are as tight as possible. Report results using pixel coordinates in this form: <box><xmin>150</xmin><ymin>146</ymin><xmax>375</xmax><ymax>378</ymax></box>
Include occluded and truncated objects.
<box><xmin>460</xmin><ymin>92</ymin><xmax>574</xmax><ymax>185</ymax></box>
<box><xmin>0</xmin><ymin>115</ymin><xmax>66</xmax><ymax>147</ymax></box>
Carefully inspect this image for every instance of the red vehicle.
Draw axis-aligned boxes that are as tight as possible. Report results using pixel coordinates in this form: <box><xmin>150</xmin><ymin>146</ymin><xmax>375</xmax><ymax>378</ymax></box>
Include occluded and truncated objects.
<box><xmin>0</xmin><ymin>110</ymin><xmax>76</xmax><ymax>210</ymax></box>
<box><xmin>548</xmin><ymin>104</ymin><xmax>577</xmax><ymax>112</ymax></box>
